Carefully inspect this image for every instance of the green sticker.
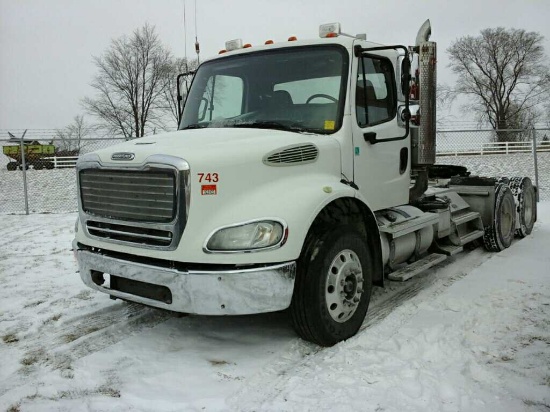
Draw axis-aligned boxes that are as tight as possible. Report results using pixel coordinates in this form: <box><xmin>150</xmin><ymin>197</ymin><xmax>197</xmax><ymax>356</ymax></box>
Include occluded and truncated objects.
<box><xmin>355</xmin><ymin>147</ymin><xmax>360</xmax><ymax>155</ymax></box>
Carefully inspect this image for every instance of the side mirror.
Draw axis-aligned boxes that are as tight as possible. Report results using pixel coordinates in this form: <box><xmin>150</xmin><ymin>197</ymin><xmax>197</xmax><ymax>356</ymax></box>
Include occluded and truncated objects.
<box><xmin>400</xmin><ymin>56</ymin><xmax>411</xmax><ymax>97</ymax></box>
<box><xmin>176</xmin><ymin>71</ymin><xmax>195</xmax><ymax>123</ymax></box>
<box><xmin>176</xmin><ymin>73</ymin><xmax>186</xmax><ymax>123</ymax></box>
<box><xmin>198</xmin><ymin>97</ymin><xmax>208</xmax><ymax>121</ymax></box>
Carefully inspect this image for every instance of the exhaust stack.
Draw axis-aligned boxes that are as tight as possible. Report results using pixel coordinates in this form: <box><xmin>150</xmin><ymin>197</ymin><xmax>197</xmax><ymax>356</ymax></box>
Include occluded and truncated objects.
<box><xmin>411</xmin><ymin>20</ymin><xmax>437</xmax><ymax>167</ymax></box>
<box><xmin>415</xmin><ymin>19</ymin><xmax>432</xmax><ymax>45</ymax></box>
<box><xmin>410</xmin><ymin>20</ymin><xmax>436</xmax><ymax>202</ymax></box>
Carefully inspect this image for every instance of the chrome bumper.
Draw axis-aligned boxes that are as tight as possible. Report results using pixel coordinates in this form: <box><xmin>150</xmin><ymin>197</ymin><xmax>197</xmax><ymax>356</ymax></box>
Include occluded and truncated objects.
<box><xmin>74</xmin><ymin>243</ymin><xmax>296</xmax><ymax>315</ymax></box>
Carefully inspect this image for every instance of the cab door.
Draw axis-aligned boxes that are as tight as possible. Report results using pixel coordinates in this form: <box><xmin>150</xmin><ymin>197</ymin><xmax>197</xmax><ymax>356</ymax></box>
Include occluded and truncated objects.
<box><xmin>351</xmin><ymin>52</ymin><xmax>410</xmax><ymax>211</ymax></box>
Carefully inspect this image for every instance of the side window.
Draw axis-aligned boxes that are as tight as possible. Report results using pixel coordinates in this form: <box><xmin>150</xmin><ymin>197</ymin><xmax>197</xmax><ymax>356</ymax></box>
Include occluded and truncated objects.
<box><xmin>356</xmin><ymin>56</ymin><xmax>396</xmax><ymax>127</ymax></box>
<box><xmin>200</xmin><ymin>75</ymin><xmax>244</xmax><ymax>121</ymax></box>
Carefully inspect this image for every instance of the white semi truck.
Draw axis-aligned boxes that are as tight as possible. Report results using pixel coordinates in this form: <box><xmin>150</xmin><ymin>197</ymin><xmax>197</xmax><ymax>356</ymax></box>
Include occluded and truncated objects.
<box><xmin>73</xmin><ymin>21</ymin><xmax>537</xmax><ymax>346</ymax></box>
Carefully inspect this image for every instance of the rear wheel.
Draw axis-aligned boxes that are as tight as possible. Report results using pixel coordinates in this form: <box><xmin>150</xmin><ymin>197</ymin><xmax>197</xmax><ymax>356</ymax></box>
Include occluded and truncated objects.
<box><xmin>508</xmin><ymin>177</ymin><xmax>537</xmax><ymax>238</ymax></box>
<box><xmin>6</xmin><ymin>162</ymin><xmax>17</xmax><ymax>171</ymax></box>
<box><xmin>483</xmin><ymin>183</ymin><xmax>516</xmax><ymax>252</ymax></box>
<box><xmin>290</xmin><ymin>225</ymin><xmax>373</xmax><ymax>347</ymax></box>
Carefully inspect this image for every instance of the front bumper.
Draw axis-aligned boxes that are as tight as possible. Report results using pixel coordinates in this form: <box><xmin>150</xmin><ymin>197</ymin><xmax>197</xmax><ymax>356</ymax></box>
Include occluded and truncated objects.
<box><xmin>74</xmin><ymin>242</ymin><xmax>296</xmax><ymax>315</ymax></box>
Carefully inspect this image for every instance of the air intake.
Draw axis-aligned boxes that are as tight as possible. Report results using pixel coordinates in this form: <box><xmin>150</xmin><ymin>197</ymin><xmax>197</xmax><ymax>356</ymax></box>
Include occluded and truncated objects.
<box><xmin>263</xmin><ymin>144</ymin><xmax>319</xmax><ymax>166</ymax></box>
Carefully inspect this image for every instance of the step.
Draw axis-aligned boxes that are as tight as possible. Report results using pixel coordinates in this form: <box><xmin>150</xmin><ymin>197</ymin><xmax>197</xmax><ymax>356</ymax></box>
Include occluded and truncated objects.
<box><xmin>387</xmin><ymin>253</ymin><xmax>447</xmax><ymax>282</ymax></box>
<box><xmin>452</xmin><ymin>211</ymin><xmax>481</xmax><ymax>227</ymax></box>
<box><xmin>459</xmin><ymin>229</ymin><xmax>485</xmax><ymax>245</ymax></box>
<box><xmin>433</xmin><ymin>243</ymin><xmax>463</xmax><ymax>256</ymax></box>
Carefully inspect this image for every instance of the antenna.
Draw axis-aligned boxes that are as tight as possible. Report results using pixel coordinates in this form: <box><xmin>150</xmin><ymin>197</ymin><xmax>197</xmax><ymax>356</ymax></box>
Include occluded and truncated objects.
<box><xmin>183</xmin><ymin>0</ymin><xmax>188</xmax><ymax>70</ymax></box>
<box><xmin>194</xmin><ymin>0</ymin><xmax>200</xmax><ymax>63</ymax></box>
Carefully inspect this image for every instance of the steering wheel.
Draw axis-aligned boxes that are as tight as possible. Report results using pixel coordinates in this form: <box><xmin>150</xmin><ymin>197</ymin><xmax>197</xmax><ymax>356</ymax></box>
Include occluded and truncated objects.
<box><xmin>305</xmin><ymin>94</ymin><xmax>338</xmax><ymax>104</ymax></box>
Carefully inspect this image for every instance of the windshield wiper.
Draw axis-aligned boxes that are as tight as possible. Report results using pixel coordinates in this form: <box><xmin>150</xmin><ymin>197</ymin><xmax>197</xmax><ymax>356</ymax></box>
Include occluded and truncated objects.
<box><xmin>181</xmin><ymin>124</ymin><xmax>207</xmax><ymax>130</ymax></box>
<box><xmin>232</xmin><ymin>121</ymin><xmax>308</xmax><ymax>134</ymax></box>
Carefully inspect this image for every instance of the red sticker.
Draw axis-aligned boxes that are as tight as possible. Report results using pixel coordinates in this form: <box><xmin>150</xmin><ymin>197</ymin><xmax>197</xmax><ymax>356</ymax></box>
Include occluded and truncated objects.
<box><xmin>201</xmin><ymin>184</ymin><xmax>217</xmax><ymax>195</ymax></box>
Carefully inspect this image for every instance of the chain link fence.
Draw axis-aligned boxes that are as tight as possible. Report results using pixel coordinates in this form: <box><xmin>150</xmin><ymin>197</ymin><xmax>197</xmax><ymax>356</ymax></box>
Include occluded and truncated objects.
<box><xmin>0</xmin><ymin>132</ymin><xmax>125</xmax><ymax>214</ymax></box>
<box><xmin>435</xmin><ymin>129</ymin><xmax>549</xmax><ymax>201</ymax></box>
<box><xmin>0</xmin><ymin>128</ymin><xmax>549</xmax><ymax>215</ymax></box>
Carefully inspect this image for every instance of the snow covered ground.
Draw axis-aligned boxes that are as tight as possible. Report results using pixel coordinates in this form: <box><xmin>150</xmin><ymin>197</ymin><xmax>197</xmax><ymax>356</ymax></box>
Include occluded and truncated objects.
<box><xmin>0</xmin><ymin>205</ymin><xmax>549</xmax><ymax>411</ymax></box>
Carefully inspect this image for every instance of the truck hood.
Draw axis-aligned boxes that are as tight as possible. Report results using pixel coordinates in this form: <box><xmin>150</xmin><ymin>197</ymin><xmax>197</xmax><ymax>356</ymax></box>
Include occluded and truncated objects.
<box><xmin>88</xmin><ymin>128</ymin><xmax>334</xmax><ymax>169</ymax></box>
<box><xmin>76</xmin><ymin>127</ymin><xmax>345</xmax><ymax>265</ymax></box>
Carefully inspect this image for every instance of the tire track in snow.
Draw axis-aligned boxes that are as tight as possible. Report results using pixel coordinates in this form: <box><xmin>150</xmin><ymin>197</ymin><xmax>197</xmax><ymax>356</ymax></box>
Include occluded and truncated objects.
<box><xmin>0</xmin><ymin>301</ymin><xmax>175</xmax><ymax>397</ymax></box>
<box><xmin>361</xmin><ymin>247</ymin><xmax>487</xmax><ymax>331</ymax></box>
<box><xmin>227</xmin><ymin>247</ymin><xmax>493</xmax><ymax>410</ymax></box>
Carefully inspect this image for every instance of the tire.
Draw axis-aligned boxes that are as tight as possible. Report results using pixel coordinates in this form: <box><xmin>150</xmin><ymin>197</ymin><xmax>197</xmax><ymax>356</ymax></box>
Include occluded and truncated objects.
<box><xmin>6</xmin><ymin>162</ymin><xmax>17</xmax><ymax>171</ymax></box>
<box><xmin>483</xmin><ymin>183</ymin><xmax>516</xmax><ymax>252</ymax></box>
<box><xmin>34</xmin><ymin>162</ymin><xmax>44</xmax><ymax>170</ymax></box>
<box><xmin>290</xmin><ymin>225</ymin><xmax>373</xmax><ymax>347</ymax></box>
<box><xmin>508</xmin><ymin>177</ymin><xmax>537</xmax><ymax>238</ymax></box>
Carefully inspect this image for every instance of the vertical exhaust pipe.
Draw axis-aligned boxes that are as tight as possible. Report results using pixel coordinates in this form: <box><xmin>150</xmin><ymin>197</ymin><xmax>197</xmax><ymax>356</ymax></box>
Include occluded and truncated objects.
<box><xmin>410</xmin><ymin>19</ymin><xmax>436</xmax><ymax>202</ymax></box>
<box><xmin>416</xmin><ymin>19</ymin><xmax>432</xmax><ymax>46</ymax></box>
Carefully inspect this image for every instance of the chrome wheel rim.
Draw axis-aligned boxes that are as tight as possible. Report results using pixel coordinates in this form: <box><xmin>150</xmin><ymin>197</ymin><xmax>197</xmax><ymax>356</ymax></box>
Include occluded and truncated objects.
<box><xmin>325</xmin><ymin>249</ymin><xmax>363</xmax><ymax>323</ymax></box>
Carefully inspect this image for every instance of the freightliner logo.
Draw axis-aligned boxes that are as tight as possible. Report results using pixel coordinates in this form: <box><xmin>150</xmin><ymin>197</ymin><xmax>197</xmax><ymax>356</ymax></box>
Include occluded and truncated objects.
<box><xmin>111</xmin><ymin>152</ymin><xmax>135</xmax><ymax>161</ymax></box>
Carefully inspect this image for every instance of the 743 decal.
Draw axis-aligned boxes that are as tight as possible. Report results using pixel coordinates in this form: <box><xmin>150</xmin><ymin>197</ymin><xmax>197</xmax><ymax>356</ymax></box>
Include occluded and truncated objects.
<box><xmin>197</xmin><ymin>172</ymin><xmax>219</xmax><ymax>183</ymax></box>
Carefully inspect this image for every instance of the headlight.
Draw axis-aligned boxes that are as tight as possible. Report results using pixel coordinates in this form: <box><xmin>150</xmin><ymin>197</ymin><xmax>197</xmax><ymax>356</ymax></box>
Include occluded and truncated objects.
<box><xmin>206</xmin><ymin>220</ymin><xmax>285</xmax><ymax>252</ymax></box>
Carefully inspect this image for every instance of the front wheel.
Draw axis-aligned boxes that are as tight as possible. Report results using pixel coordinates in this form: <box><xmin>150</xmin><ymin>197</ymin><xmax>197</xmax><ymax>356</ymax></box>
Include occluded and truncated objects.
<box><xmin>290</xmin><ymin>226</ymin><xmax>373</xmax><ymax>347</ymax></box>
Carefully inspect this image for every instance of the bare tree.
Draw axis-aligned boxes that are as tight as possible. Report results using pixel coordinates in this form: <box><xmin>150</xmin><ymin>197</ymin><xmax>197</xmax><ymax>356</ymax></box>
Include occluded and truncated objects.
<box><xmin>447</xmin><ymin>27</ymin><xmax>550</xmax><ymax>141</ymax></box>
<box><xmin>156</xmin><ymin>57</ymin><xmax>199</xmax><ymax>128</ymax></box>
<box><xmin>83</xmin><ymin>24</ymin><xmax>173</xmax><ymax>140</ymax></box>
<box><xmin>54</xmin><ymin>115</ymin><xmax>93</xmax><ymax>153</ymax></box>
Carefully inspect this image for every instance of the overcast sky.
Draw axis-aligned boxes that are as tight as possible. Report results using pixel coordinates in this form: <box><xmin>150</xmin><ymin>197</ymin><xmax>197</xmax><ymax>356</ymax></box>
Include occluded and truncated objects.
<box><xmin>1</xmin><ymin>0</ymin><xmax>549</xmax><ymax>130</ymax></box>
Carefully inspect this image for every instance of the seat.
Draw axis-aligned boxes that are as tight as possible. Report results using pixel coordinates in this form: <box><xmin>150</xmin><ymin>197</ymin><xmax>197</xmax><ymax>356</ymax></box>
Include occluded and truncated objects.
<box><xmin>269</xmin><ymin>90</ymin><xmax>293</xmax><ymax>109</ymax></box>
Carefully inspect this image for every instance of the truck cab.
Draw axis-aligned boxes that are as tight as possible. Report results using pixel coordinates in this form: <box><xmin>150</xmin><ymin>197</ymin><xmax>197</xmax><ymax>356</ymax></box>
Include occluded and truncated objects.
<box><xmin>73</xmin><ymin>22</ymin><xmax>536</xmax><ymax>346</ymax></box>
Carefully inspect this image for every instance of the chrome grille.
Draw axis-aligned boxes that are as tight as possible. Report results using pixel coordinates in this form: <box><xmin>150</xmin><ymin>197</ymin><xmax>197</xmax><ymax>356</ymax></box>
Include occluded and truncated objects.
<box><xmin>263</xmin><ymin>144</ymin><xmax>319</xmax><ymax>166</ymax></box>
<box><xmin>80</xmin><ymin>169</ymin><xmax>176</xmax><ymax>223</ymax></box>
<box><xmin>86</xmin><ymin>221</ymin><xmax>173</xmax><ymax>247</ymax></box>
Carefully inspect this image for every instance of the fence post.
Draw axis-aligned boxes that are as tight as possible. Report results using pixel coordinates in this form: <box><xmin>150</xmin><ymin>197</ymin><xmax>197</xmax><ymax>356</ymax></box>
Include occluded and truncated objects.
<box><xmin>19</xmin><ymin>130</ymin><xmax>30</xmax><ymax>215</ymax></box>
<box><xmin>532</xmin><ymin>131</ymin><xmax>540</xmax><ymax>202</ymax></box>
<box><xmin>506</xmin><ymin>142</ymin><xmax>509</xmax><ymax>154</ymax></box>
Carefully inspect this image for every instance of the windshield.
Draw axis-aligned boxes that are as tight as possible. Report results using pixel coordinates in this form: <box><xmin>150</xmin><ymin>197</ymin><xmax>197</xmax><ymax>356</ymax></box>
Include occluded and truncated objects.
<box><xmin>179</xmin><ymin>45</ymin><xmax>349</xmax><ymax>134</ymax></box>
